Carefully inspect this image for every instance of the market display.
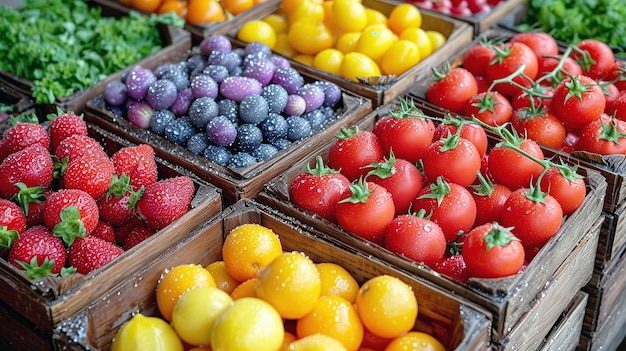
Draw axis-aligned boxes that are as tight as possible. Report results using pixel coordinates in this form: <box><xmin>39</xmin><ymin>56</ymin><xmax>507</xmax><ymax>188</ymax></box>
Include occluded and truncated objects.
<box><xmin>1</xmin><ymin>0</ymin><xmax>626</xmax><ymax>350</ymax></box>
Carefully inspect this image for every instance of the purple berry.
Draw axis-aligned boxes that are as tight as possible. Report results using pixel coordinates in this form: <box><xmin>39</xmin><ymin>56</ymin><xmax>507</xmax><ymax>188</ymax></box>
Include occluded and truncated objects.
<box><xmin>313</xmin><ymin>80</ymin><xmax>343</xmax><ymax>107</ymax></box>
<box><xmin>243</xmin><ymin>58</ymin><xmax>275</xmax><ymax>87</ymax></box>
<box><xmin>104</xmin><ymin>80</ymin><xmax>127</xmax><ymax>107</ymax></box>
<box><xmin>126</xmin><ymin>101</ymin><xmax>155</xmax><ymax>129</ymax></box>
<box><xmin>206</xmin><ymin>115</ymin><xmax>237</xmax><ymax>146</ymax></box>
<box><xmin>191</xmin><ymin>74</ymin><xmax>219</xmax><ymax>99</ymax></box>
<box><xmin>146</xmin><ymin>79</ymin><xmax>178</xmax><ymax>110</ymax></box>
<box><xmin>270</xmin><ymin>54</ymin><xmax>291</xmax><ymax>69</ymax></box>
<box><xmin>270</xmin><ymin>67</ymin><xmax>304</xmax><ymax>94</ymax></box>
<box><xmin>284</xmin><ymin>94</ymin><xmax>306</xmax><ymax>116</ymax></box>
<box><xmin>244</xmin><ymin>42</ymin><xmax>272</xmax><ymax>58</ymax></box>
<box><xmin>203</xmin><ymin>65</ymin><xmax>230</xmax><ymax>84</ymax></box>
<box><xmin>171</xmin><ymin>88</ymin><xmax>193</xmax><ymax>116</ymax></box>
<box><xmin>220</xmin><ymin>76</ymin><xmax>263</xmax><ymax>102</ymax></box>
<box><xmin>297</xmin><ymin>84</ymin><xmax>325</xmax><ymax>113</ymax></box>
<box><xmin>125</xmin><ymin>65</ymin><xmax>157</xmax><ymax>101</ymax></box>
<box><xmin>199</xmin><ymin>35</ymin><xmax>232</xmax><ymax>56</ymax></box>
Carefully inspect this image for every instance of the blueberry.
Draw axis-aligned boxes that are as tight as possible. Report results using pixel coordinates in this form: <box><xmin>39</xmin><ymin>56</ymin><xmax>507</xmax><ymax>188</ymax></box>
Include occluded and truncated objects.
<box><xmin>150</xmin><ymin>109</ymin><xmax>176</xmax><ymax>135</ymax></box>
<box><xmin>218</xmin><ymin>99</ymin><xmax>239</xmax><ymax>124</ymax></box>
<box><xmin>228</xmin><ymin>152</ymin><xmax>257</xmax><ymax>169</ymax></box>
<box><xmin>239</xmin><ymin>94</ymin><xmax>269</xmax><ymax>124</ymax></box>
<box><xmin>271</xmin><ymin>138</ymin><xmax>292</xmax><ymax>150</ymax></box>
<box><xmin>164</xmin><ymin>117</ymin><xmax>196</xmax><ymax>145</ymax></box>
<box><xmin>203</xmin><ymin>145</ymin><xmax>232</xmax><ymax>167</ymax></box>
<box><xmin>155</xmin><ymin>63</ymin><xmax>190</xmax><ymax>91</ymax></box>
<box><xmin>146</xmin><ymin>79</ymin><xmax>178</xmax><ymax>110</ymax></box>
<box><xmin>286</xmin><ymin>116</ymin><xmax>312</xmax><ymax>141</ymax></box>
<box><xmin>234</xmin><ymin>124</ymin><xmax>263</xmax><ymax>153</ymax></box>
<box><xmin>203</xmin><ymin>65</ymin><xmax>230</xmax><ymax>84</ymax></box>
<box><xmin>187</xmin><ymin>132</ymin><xmax>211</xmax><ymax>155</ymax></box>
<box><xmin>302</xmin><ymin>109</ymin><xmax>327</xmax><ymax>132</ymax></box>
<box><xmin>313</xmin><ymin>80</ymin><xmax>343</xmax><ymax>107</ymax></box>
<box><xmin>262</xmin><ymin>84</ymin><xmax>288</xmax><ymax>113</ymax></box>
<box><xmin>259</xmin><ymin>112</ymin><xmax>288</xmax><ymax>142</ymax></box>
<box><xmin>189</xmin><ymin>97</ymin><xmax>219</xmax><ymax>128</ymax></box>
<box><xmin>252</xmin><ymin>143</ymin><xmax>279</xmax><ymax>161</ymax></box>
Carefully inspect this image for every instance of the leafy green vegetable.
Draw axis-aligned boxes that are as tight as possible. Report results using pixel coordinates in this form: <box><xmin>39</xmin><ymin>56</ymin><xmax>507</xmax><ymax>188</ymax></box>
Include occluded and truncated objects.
<box><xmin>0</xmin><ymin>0</ymin><xmax>184</xmax><ymax>104</ymax></box>
<box><xmin>518</xmin><ymin>0</ymin><xmax>626</xmax><ymax>57</ymax></box>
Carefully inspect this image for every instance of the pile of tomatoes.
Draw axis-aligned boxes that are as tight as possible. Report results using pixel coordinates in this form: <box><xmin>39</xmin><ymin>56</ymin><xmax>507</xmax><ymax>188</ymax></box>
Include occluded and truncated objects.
<box><xmin>120</xmin><ymin>0</ymin><xmax>268</xmax><ymax>25</ymax></box>
<box><xmin>289</xmin><ymin>98</ymin><xmax>588</xmax><ymax>284</ymax></box>
<box><xmin>407</xmin><ymin>0</ymin><xmax>505</xmax><ymax>16</ymax></box>
<box><xmin>424</xmin><ymin>31</ymin><xmax>626</xmax><ymax>155</ymax></box>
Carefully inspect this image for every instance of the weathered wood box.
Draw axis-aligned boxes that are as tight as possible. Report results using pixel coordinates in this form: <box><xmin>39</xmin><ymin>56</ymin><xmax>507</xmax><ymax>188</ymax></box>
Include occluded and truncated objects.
<box><xmin>0</xmin><ymin>0</ymin><xmax>192</xmax><ymax>116</ymax></box>
<box><xmin>257</xmin><ymin>97</ymin><xmax>607</xmax><ymax>348</ymax></box>
<box><xmin>53</xmin><ymin>199</ymin><xmax>493</xmax><ymax>351</ymax></box>
<box><xmin>0</xmin><ymin>124</ymin><xmax>223</xmax><ymax>338</ymax></box>
<box><xmin>538</xmin><ymin>291</ymin><xmax>588</xmax><ymax>351</ymax></box>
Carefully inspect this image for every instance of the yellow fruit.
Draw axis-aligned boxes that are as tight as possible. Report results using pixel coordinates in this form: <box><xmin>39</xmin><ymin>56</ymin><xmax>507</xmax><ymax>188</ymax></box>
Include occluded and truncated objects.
<box><xmin>171</xmin><ymin>286</ymin><xmax>233</xmax><ymax>346</ymax></box>
<box><xmin>335</xmin><ymin>32</ymin><xmax>361</xmax><ymax>54</ymax></box>
<box><xmin>313</xmin><ymin>48</ymin><xmax>345</xmax><ymax>75</ymax></box>
<box><xmin>206</xmin><ymin>260</ymin><xmax>240</xmax><ymax>295</ymax></box>
<box><xmin>274</xmin><ymin>33</ymin><xmax>298</xmax><ymax>58</ymax></box>
<box><xmin>355</xmin><ymin>275</ymin><xmax>418</xmax><ymax>339</ymax></box>
<box><xmin>331</xmin><ymin>0</ymin><xmax>368</xmax><ymax>33</ymax></box>
<box><xmin>384</xmin><ymin>331</ymin><xmax>446</xmax><ymax>351</ymax></box>
<box><xmin>426</xmin><ymin>30</ymin><xmax>447</xmax><ymax>52</ymax></box>
<box><xmin>294</xmin><ymin>54</ymin><xmax>316</xmax><ymax>66</ymax></box>
<box><xmin>380</xmin><ymin>40</ymin><xmax>420</xmax><ymax>76</ymax></box>
<box><xmin>222</xmin><ymin>223</ymin><xmax>283</xmax><ymax>282</ymax></box>
<box><xmin>387</xmin><ymin>3</ymin><xmax>422</xmax><ymax>35</ymax></box>
<box><xmin>263</xmin><ymin>13</ymin><xmax>288</xmax><ymax>34</ymax></box>
<box><xmin>156</xmin><ymin>264</ymin><xmax>216</xmax><ymax>322</ymax></box>
<box><xmin>211</xmin><ymin>297</ymin><xmax>285</xmax><ymax>351</ymax></box>
<box><xmin>399</xmin><ymin>27</ymin><xmax>432</xmax><ymax>59</ymax></box>
<box><xmin>256</xmin><ymin>251</ymin><xmax>322</xmax><ymax>319</ymax></box>
<box><xmin>111</xmin><ymin>313</ymin><xmax>183</xmax><ymax>351</ymax></box>
<box><xmin>287</xmin><ymin>333</ymin><xmax>348</xmax><ymax>351</ymax></box>
<box><xmin>364</xmin><ymin>8</ymin><xmax>388</xmax><ymax>27</ymax></box>
<box><xmin>316</xmin><ymin>262</ymin><xmax>359</xmax><ymax>303</ymax></box>
<box><xmin>288</xmin><ymin>18</ymin><xmax>334</xmax><ymax>56</ymax></box>
<box><xmin>237</xmin><ymin>20</ymin><xmax>277</xmax><ymax>49</ymax></box>
<box><xmin>288</xmin><ymin>0</ymin><xmax>325</xmax><ymax>24</ymax></box>
<box><xmin>340</xmin><ymin>52</ymin><xmax>381</xmax><ymax>82</ymax></box>
<box><xmin>355</xmin><ymin>24</ymin><xmax>395</xmax><ymax>61</ymax></box>
<box><xmin>230</xmin><ymin>277</ymin><xmax>259</xmax><ymax>299</ymax></box>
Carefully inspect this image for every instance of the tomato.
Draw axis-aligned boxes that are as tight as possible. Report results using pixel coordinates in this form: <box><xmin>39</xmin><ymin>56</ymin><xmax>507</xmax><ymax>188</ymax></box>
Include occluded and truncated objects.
<box><xmin>313</xmin><ymin>48</ymin><xmax>344</xmax><ymax>76</ymax></box>
<box><xmin>433</xmin><ymin>254</ymin><xmax>470</xmax><ymax>284</ymax></box>
<box><xmin>486</xmin><ymin>42</ymin><xmax>538</xmax><ymax>98</ymax></box>
<box><xmin>425</xmin><ymin>66</ymin><xmax>478</xmax><ymax>114</ymax></box>
<box><xmin>511</xmin><ymin>85</ymin><xmax>554</xmax><ymax>111</ymax></box>
<box><xmin>509</xmin><ymin>32</ymin><xmax>558</xmax><ymax>63</ymax></box>
<box><xmin>412</xmin><ymin>177</ymin><xmax>477</xmax><ymax>243</ymax></box>
<box><xmin>551</xmin><ymin>75</ymin><xmax>606</xmax><ymax>131</ymax></box>
<box><xmin>157</xmin><ymin>0</ymin><xmax>188</xmax><ymax>17</ymax></box>
<box><xmin>221</xmin><ymin>0</ymin><xmax>254</xmax><ymax>15</ymax></box>
<box><xmin>328</xmin><ymin>126</ymin><xmax>384</xmax><ymax>181</ymax></box>
<box><xmin>573</xmin><ymin>39</ymin><xmax>616</xmax><ymax>80</ymax></box>
<box><xmin>575</xmin><ymin>114</ymin><xmax>626</xmax><ymax>155</ymax></box>
<box><xmin>463</xmin><ymin>91</ymin><xmax>512</xmax><ymax>127</ymax></box>
<box><xmin>469</xmin><ymin>172</ymin><xmax>512</xmax><ymax>226</ymax></box>
<box><xmin>384</xmin><ymin>212</ymin><xmax>446</xmax><ymax>268</ymax></box>
<box><xmin>606</xmin><ymin>90</ymin><xmax>626</xmax><ymax>121</ymax></box>
<box><xmin>238</xmin><ymin>19</ymin><xmax>275</xmax><ymax>47</ymax></box>
<box><xmin>130</xmin><ymin>0</ymin><xmax>162</xmax><ymax>13</ymax></box>
<box><xmin>433</xmin><ymin>119</ymin><xmax>488</xmax><ymax>157</ymax></box>
<box><xmin>372</xmin><ymin>103</ymin><xmax>436</xmax><ymax>163</ymax></box>
<box><xmin>539</xmin><ymin>165</ymin><xmax>586</xmax><ymax>216</ymax></box>
<box><xmin>335</xmin><ymin>179</ymin><xmax>395</xmax><ymax>246</ymax></box>
<box><xmin>462</xmin><ymin>40</ymin><xmax>497</xmax><ymax>77</ymax></box>
<box><xmin>331</xmin><ymin>0</ymin><xmax>368</xmax><ymax>33</ymax></box>
<box><xmin>462</xmin><ymin>223</ymin><xmax>525</xmax><ymax>279</ymax></box>
<box><xmin>421</xmin><ymin>134</ymin><xmax>481</xmax><ymax>187</ymax></box>
<box><xmin>365</xmin><ymin>151</ymin><xmax>423</xmax><ymax>216</ymax></box>
<box><xmin>608</xmin><ymin>61</ymin><xmax>626</xmax><ymax>91</ymax></box>
<box><xmin>510</xmin><ymin>108</ymin><xmax>566</xmax><ymax>150</ymax></box>
<box><xmin>536</xmin><ymin>55</ymin><xmax>582</xmax><ymax>86</ymax></box>
<box><xmin>289</xmin><ymin>156</ymin><xmax>351</xmax><ymax>223</ymax></box>
<box><xmin>487</xmin><ymin>137</ymin><xmax>545</xmax><ymax>190</ymax></box>
<box><xmin>500</xmin><ymin>186</ymin><xmax>564</xmax><ymax>248</ymax></box>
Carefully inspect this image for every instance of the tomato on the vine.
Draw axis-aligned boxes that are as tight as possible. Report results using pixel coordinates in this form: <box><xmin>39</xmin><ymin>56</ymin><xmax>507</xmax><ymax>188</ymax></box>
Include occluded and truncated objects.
<box><xmin>328</xmin><ymin>126</ymin><xmax>384</xmax><ymax>181</ymax></box>
<box><xmin>575</xmin><ymin>114</ymin><xmax>626</xmax><ymax>155</ymax></box>
<box><xmin>487</xmin><ymin>136</ymin><xmax>545</xmax><ymax>190</ymax></box>
<box><xmin>573</xmin><ymin>39</ymin><xmax>616</xmax><ymax>80</ymax></box>
<box><xmin>425</xmin><ymin>66</ymin><xmax>478</xmax><ymax>114</ymax></box>
<box><xmin>606</xmin><ymin>90</ymin><xmax>626</xmax><ymax>121</ymax></box>
<box><xmin>463</xmin><ymin>91</ymin><xmax>512</xmax><ymax>127</ymax></box>
<box><xmin>421</xmin><ymin>133</ymin><xmax>481</xmax><ymax>187</ymax></box>
<box><xmin>509</xmin><ymin>32</ymin><xmax>558</xmax><ymax>64</ymax></box>
<box><xmin>551</xmin><ymin>75</ymin><xmax>606</xmax><ymax>131</ymax></box>
<box><xmin>462</xmin><ymin>40</ymin><xmax>497</xmax><ymax>77</ymax></box>
<box><xmin>433</xmin><ymin>119</ymin><xmax>488</xmax><ymax>157</ymax></box>
<box><xmin>462</xmin><ymin>222</ymin><xmax>525</xmax><ymax>279</ymax></box>
<box><xmin>486</xmin><ymin>42</ymin><xmax>538</xmax><ymax>98</ymax></box>
<box><xmin>384</xmin><ymin>212</ymin><xmax>447</xmax><ymax>268</ymax></box>
<box><xmin>289</xmin><ymin>156</ymin><xmax>351</xmax><ymax>223</ymax></box>
<box><xmin>539</xmin><ymin>165</ymin><xmax>587</xmax><ymax>216</ymax></box>
<box><xmin>469</xmin><ymin>172</ymin><xmax>512</xmax><ymax>226</ymax></box>
<box><xmin>510</xmin><ymin>107</ymin><xmax>567</xmax><ymax>150</ymax></box>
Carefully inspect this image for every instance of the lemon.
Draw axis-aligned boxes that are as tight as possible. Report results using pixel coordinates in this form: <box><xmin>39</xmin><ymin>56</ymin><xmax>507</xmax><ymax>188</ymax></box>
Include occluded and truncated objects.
<box><xmin>237</xmin><ymin>20</ymin><xmax>277</xmax><ymax>49</ymax></box>
<box><xmin>287</xmin><ymin>333</ymin><xmax>348</xmax><ymax>350</ymax></box>
<box><xmin>340</xmin><ymin>52</ymin><xmax>381</xmax><ymax>82</ymax></box>
<box><xmin>111</xmin><ymin>313</ymin><xmax>183</xmax><ymax>351</ymax></box>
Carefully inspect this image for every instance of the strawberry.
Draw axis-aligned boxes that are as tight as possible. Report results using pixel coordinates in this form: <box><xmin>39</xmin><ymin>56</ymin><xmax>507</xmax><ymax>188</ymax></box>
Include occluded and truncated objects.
<box><xmin>68</xmin><ymin>236</ymin><xmax>124</xmax><ymax>275</ymax></box>
<box><xmin>0</xmin><ymin>122</ymin><xmax>50</xmax><ymax>161</ymax></box>
<box><xmin>0</xmin><ymin>198</ymin><xmax>27</xmax><ymax>253</ymax></box>
<box><xmin>13</xmin><ymin>184</ymin><xmax>54</xmax><ymax>228</ymax></box>
<box><xmin>8</xmin><ymin>225</ymin><xmax>67</xmax><ymax>278</ymax></box>
<box><xmin>121</xmin><ymin>224</ymin><xmax>156</xmax><ymax>250</ymax></box>
<box><xmin>136</xmin><ymin>176</ymin><xmax>195</xmax><ymax>230</ymax></box>
<box><xmin>60</xmin><ymin>155</ymin><xmax>115</xmax><ymax>200</ymax></box>
<box><xmin>97</xmin><ymin>174</ymin><xmax>142</xmax><ymax>227</ymax></box>
<box><xmin>0</xmin><ymin>144</ymin><xmax>54</xmax><ymax>199</ymax></box>
<box><xmin>42</xmin><ymin>189</ymin><xmax>99</xmax><ymax>246</ymax></box>
<box><xmin>48</xmin><ymin>111</ymin><xmax>88</xmax><ymax>153</ymax></box>
<box><xmin>111</xmin><ymin>144</ymin><xmax>158</xmax><ymax>192</ymax></box>
<box><xmin>54</xmin><ymin>134</ymin><xmax>108</xmax><ymax>162</ymax></box>
<box><xmin>91</xmin><ymin>221</ymin><xmax>116</xmax><ymax>244</ymax></box>
<box><xmin>114</xmin><ymin>217</ymin><xmax>143</xmax><ymax>246</ymax></box>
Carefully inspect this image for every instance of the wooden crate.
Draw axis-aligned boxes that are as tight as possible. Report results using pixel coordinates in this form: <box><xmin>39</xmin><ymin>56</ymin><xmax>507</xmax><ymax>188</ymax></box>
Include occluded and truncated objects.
<box><xmin>0</xmin><ymin>299</ymin><xmax>53</xmax><ymax>351</ymax></box>
<box><xmin>53</xmin><ymin>199</ymin><xmax>492</xmax><ymax>351</ymax></box>
<box><xmin>0</xmin><ymin>0</ymin><xmax>192</xmax><ymax>116</ymax></box>
<box><xmin>226</xmin><ymin>0</ymin><xmax>473</xmax><ymax>108</ymax></box>
<box><xmin>0</xmin><ymin>124</ymin><xmax>223</xmax><ymax>334</ymax></box>
<box><xmin>538</xmin><ymin>292</ymin><xmax>588</xmax><ymax>351</ymax></box>
<box><xmin>257</xmin><ymin>97</ymin><xmax>608</xmax><ymax>344</ymax></box>
<box><xmin>409</xmin><ymin>28</ymin><xmax>626</xmax><ymax>215</ymax></box>
<box><xmin>85</xmin><ymin>66</ymin><xmax>373</xmax><ymax>206</ymax></box>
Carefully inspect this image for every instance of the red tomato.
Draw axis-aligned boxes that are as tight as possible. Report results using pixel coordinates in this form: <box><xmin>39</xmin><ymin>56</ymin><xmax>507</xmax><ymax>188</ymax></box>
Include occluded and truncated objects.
<box><xmin>511</xmin><ymin>85</ymin><xmax>554</xmax><ymax>111</ymax></box>
<box><xmin>470</xmin><ymin>172</ymin><xmax>512</xmax><ymax>226</ymax></box>
<box><xmin>384</xmin><ymin>213</ymin><xmax>447</xmax><ymax>268</ymax></box>
<box><xmin>539</xmin><ymin>165</ymin><xmax>587</xmax><ymax>216</ymax></box>
<box><xmin>289</xmin><ymin>156</ymin><xmax>351</xmax><ymax>223</ymax></box>
<box><xmin>462</xmin><ymin>223</ymin><xmax>525</xmax><ymax>279</ymax></box>
<box><xmin>551</xmin><ymin>75</ymin><xmax>606</xmax><ymax>131</ymax></box>
<box><xmin>536</xmin><ymin>55</ymin><xmax>582</xmax><ymax>85</ymax></box>
<box><xmin>462</xmin><ymin>41</ymin><xmax>497</xmax><ymax>77</ymax></box>
<box><xmin>433</xmin><ymin>120</ymin><xmax>488</xmax><ymax>157</ymax></box>
<box><xmin>509</xmin><ymin>32</ymin><xmax>559</xmax><ymax>63</ymax></box>
<box><xmin>487</xmin><ymin>137</ymin><xmax>545</xmax><ymax>190</ymax></box>
<box><xmin>573</xmin><ymin>39</ymin><xmax>616</xmax><ymax>80</ymax></box>
<box><xmin>421</xmin><ymin>134</ymin><xmax>481</xmax><ymax>187</ymax></box>
<box><xmin>425</xmin><ymin>66</ymin><xmax>478</xmax><ymax>114</ymax></box>
<box><xmin>463</xmin><ymin>91</ymin><xmax>512</xmax><ymax>127</ymax></box>
<box><xmin>606</xmin><ymin>90</ymin><xmax>626</xmax><ymax>121</ymax></box>
<box><xmin>608</xmin><ymin>61</ymin><xmax>626</xmax><ymax>91</ymax></box>
<box><xmin>575</xmin><ymin>114</ymin><xmax>626</xmax><ymax>155</ymax></box>
<box><xmin>510</xmin><ymin>108</ymin><xmax>566</xmax><ymax>150</ymax></box>
<box><xmin>335</xmin><ymin>179</ymin><xmax>395</xmax><ymax>246</ymax></box>
<box><xmin>486</xmin><ymin>42</ymin><xmax>538</xmax><ymax>98</ymax></box>
<box><xmin>412</xmin><ymin>177</ymin><xmax>477</xmax><ymax>243</ymax></box>
<box><xmin>365</xmin><ymin>151</ymin><xmax>423</xmax><ymax>216</ymax></box>
<box><xmin>328</xmin><ymin>126</ymin><xmax>384</xmax><ymax>181</ymax></box>
<box><xmin>433</xmin><ymin>255</ymin><xmax>470</xmax><ymax>284</ymax></box>
<box><xmin>500</xmin><ymin>187</ymin><xmax>564</xmax><ymax>248</ymax></box>
<box><xmin>372</xmin><ymin>104</ymin><xmax>436</xmax><ymax>163</ymax></box>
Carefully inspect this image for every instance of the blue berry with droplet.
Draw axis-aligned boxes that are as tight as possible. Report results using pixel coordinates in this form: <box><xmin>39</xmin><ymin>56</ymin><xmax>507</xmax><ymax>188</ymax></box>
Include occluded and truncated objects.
<box><xmin>146</xmin><ymin>79</ymin><xmax>178</xmax><ymax>110</ymax></box>
<box><xmin>262</xmin><ymin>84</ymin><xmax>288</xmax><ymax>113</ymax></box>
<box><xmin>286</xmin><ymin>116</ymin><xmax>312</xmax><ymax>141</ymax></box>
<box><xmin>189</xmin><ymin>97</ymin><xmax>219</xmax><ymax>128</ymax></box>
<box><xmin>164</xmin><ymin>117</ymin><xmax>195</xmax><ymax>145</ymax></box>
<box><xmin>150</xmin><ymin>109</ymin><xmax>176</xmax><ymax>134</ymax></box>
<box><xmin>203</xmin><ymin>145</ymin><xmax>232</xmax><ymax>166</ymax></box>
<box><xmin>234</xmin><ymin>124</ymin><xmax>263</xmax><ymax>152</ymax></box>
<box><xmin>259</xmin><ymin>112</ymin><xmax>288</xmax><ymax>142</ymax></box>
<box><xmin>187</xmin><ymin>132</ymin><xmax>211</xmax><ymax>155</ymax></box>
<box><xmin>252</xmin><ymin>143</ymin><xmax>279</xmax><ymax>161</ymax></box>
<box><xmin>228</xmin><ymin>152</ymin><xmax>257</xmax><ymax>169</ymax></box>
<box><xmin>239</xmin><ymin>94</ymin><xmax>269</xmax><ymax>124</ymax></box>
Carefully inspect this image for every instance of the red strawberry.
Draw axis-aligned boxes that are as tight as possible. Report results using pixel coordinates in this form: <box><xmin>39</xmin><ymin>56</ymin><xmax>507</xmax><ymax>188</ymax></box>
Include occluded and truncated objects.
<box><xmin>97</xmin><ymin>174</ymin><xmax>142</xmax><ymax>227</ymax></box>
<box><xmin>111</xmin><ymin>144</ymin><xmax>158</xmax><ymax>192</ymax></box>
<box><xmin>0</xmin><ymin>198</ymin><xmax>27</xmax><ymax>253</ymax></box>
<box><xmin>14</xmin><ymin>185</ymin><xmax>54</xmax><ymax>228</ymax></box>
<box><xmin>91</xmin><ymin>221</ymin><xmax>116</xmax><ymax>243</ymax></box>
<box><xmin>61</xmin><ymin>155</ymin><xmax>115</xmax><ymax>199</ymax></box>
<box><xmin>0</xmin><ymin>122</ymin><xmax>50</xmax><ymax>161</ymax></box>
<box><xmin>121</xmin><ymin>224</ymin><xmax>156</xmax><ymax>250</ymax></box>
<box><xmin>0</xmin><ymin>144</ymin><xmax>54</xmax><ymax>199</ymax></box>
<box><xmin>8</xmin><ymin>225</ymin><xmax>67</xmax><ymax>278</ymax></box>
<box><xmin>114</xmin><ymin>217</ymin><xmax>143</xmax><ymax>246</ymax></box>
<box><xmin>68</xmin><ymin>236</ymin><xmax>124</xmax><ymax>275</ymax></box>
<box><xmin>42</xmin><ymin>189</ymin><xmax>99</xmax><ymax>246</ymax></box>
<box><xmin>136</xmin><ymin>176</ymin><xmax>195</xmax><ymax>230</ymax></box>
<box><xmin>48</xmin><ymin>112</ymin><xmax>88</xmax><ymax>153</ymax></box>
<box><xmin>54</xmin><ymin>134</ymin><xmax>108</xmax><ymax>162</ymax></box>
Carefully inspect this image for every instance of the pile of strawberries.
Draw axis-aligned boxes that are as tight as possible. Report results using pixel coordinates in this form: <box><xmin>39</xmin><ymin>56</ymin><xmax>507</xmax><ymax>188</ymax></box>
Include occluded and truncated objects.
<box><xmin>0</xmin><ymin>111</ymin><xmax>195</xmax><ymax>278</ymax></box>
